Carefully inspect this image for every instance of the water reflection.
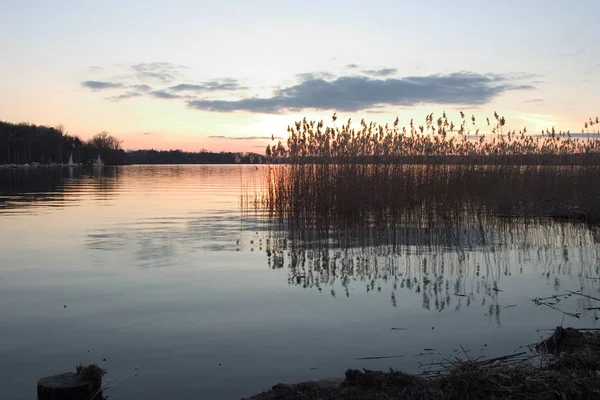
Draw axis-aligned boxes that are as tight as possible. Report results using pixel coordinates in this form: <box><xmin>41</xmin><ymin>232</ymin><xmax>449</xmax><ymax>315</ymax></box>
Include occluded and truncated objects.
<box><xmin>4</xmin><ymin>166</ymin><xmax>600</xmax><ymax>312</ymax></box>
<box><xmin>259</xmin><ymin>215</ymin><xmax>600</xmax><ymax>325</ymax></box>
<box><xmin>0</xmin><ymin>166</ymin><xmax>123</xmax><ymax>212</ymax></box>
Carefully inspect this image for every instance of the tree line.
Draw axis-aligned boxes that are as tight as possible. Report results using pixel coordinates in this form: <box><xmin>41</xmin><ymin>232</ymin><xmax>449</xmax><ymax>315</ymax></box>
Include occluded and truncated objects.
<box><xmin>0</xmin><ymin>121</ymin><xmax>127</xmax><ymax>165</ymax></box>
<box><xmin>127</xmin><ymin>149</ymin><xmax>265</xmax><ymax>164</ymax></box>
<box><xmin>0</xmin><ymin>121</ymin><xmax>264</xmax><ymax>165</ymax></box>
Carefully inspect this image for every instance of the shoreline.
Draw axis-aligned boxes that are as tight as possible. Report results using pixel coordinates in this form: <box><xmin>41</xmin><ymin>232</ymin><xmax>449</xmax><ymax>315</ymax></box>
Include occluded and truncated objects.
<box><xmin>242</xmin><ymin>327</ymin><xmax>600</xmax><ymax>400</ymax></box>
<box><xmin>0</xmin><ymin>163</ymin><xmax>83</xmax><ymax>168</ymax></box>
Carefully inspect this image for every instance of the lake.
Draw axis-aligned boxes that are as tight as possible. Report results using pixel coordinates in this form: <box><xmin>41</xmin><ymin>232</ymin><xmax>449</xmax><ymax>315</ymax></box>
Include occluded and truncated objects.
<box><xmin>1</xmin><ymin>165</ymin><xmax>600</xmax><ymax>399</ymax></box>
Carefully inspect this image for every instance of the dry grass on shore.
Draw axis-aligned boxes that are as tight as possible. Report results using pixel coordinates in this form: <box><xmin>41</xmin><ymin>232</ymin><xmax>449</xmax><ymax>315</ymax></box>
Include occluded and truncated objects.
<box><xmin>244</xmin><ymin>327</ymin><xmax>600</xmax><ymax>400</ymax></box>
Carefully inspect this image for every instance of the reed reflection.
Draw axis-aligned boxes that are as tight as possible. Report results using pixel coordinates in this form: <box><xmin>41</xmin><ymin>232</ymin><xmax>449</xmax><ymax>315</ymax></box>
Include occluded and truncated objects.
<box><xmin>262</xmin><ymin>220</ymin><xmax>600</xmax><ymax>322</ymax></box>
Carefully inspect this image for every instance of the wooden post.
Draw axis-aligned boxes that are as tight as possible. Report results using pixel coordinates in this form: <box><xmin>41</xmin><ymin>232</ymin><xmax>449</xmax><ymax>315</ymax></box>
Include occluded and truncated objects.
<box><xmin>37</xmin><ymin>372</ymin><xmax>101</xmax><ymax>400</ymax></box>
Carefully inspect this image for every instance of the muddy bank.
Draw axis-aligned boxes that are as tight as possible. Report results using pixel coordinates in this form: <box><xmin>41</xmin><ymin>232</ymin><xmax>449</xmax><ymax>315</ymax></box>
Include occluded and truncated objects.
<box><xmin>243</xmin><ymin>327</ymin><xmax>600</xmax><ymax>400</ymax></box>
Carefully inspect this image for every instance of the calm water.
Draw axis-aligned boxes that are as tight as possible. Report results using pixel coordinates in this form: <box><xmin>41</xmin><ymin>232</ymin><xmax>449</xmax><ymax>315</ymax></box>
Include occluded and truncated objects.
<box><xmin>1</xmin><ymin>165</ymin><xmax>600</xmax><ymax>399</ymax></box>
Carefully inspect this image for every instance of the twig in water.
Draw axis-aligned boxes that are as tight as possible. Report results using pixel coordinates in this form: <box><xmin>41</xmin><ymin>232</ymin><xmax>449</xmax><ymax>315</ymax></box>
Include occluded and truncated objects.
<box><xmin>412</xmin><ymin>352</ymin><xmax>435</xmax><ymax>357</ymax></box>
<box><xmin>565</xmin><ymin>290</ymin><xmax>600</xmax><ymax>303</ymax></box>
<box><xmin>539</xmin><ymin>302</ymin><xmax>581</xmax><ymax>318</ymax></box>
<box><xmin>460</xmin><ymin>345</ymin><xmax>471</xmax><ymax>361</ymax></box>
<box><xmin>532</xmin><ymin>293</ymin><xmax>571</xmax><ymax>304</ymax></box>
<box><xmin>479</xmin><ymin>352</ymin><xmax>527</xmax><ymax>365</ymax></box>
<box><xmin>354</xmin><ymin>355</ymin><xmax>404</xmax><ymax>360</ymax></box>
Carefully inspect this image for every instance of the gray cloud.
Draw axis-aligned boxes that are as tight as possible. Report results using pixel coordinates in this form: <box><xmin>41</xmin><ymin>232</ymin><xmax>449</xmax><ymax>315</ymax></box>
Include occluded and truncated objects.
<box><xmin>169</xmin><ymin>84</ymin><xmax>205</xmax><ymax>91</ymax></box>
<box><xmin>296</xmin><ymin>72</ymin><xmax>337</xmax><ymax>81</ymax></box>
<box><xmin>81</xmin><ymin>80</ymin><xmax>123</xmax><ymax>90</ymax></box>
<box><xmin>523</xmin><ymin>98</ymin><xmax>545</xmax><ymax>104</ymax></box>
<box><xmin>82</xmin><ymin>62</ymin><xmax>183</xmax><ymax>99</ymax></box>
<box><xmin>169</xmin><ymin>79</ymin><xmax>245</xmax><ymax>92</ymax></box>
<box><xmin>137</xmin><ymin>71</ymin><xmax>175</xmax><ymax>83</ymax></box>
<box><xmin>130</xmin><ymin>84</ymin><xmax>153</xmax><ymax>92</ymax></box>
<box><xmin>346</xmin><ymin>64</ymin><xmax>360</xmax><ymax>69</ymax></box>
<box><xmin>83</xmin><ymin>64</ymin><xmax>537</xmax><ymax>114</ymax></box>
<box><xmin>131</xmin><ymin>62</ymin><xmax>184</xmax><ymax>83</ymax></box>
<box><xmin>187</xmin><ymin>72</ymin><xmax>535</xmax><ymax>113</ymax></box>
<box><xmin>487</xmin><ymin>72</ymin><xmax>541</xmax><ymax>81</ymax></box>
<box><xmin>106</xmin><ymin>92</ymin><xmax>143</xmax><ymax>101</ymax></box>
<box><xmin>362</xmin><ymin>68</ymin><xmax>398</xmax><ymax>77</ymax></box>
<box><xmin>150</xmin><ymin>90</ymin><xmax>181</xmax><ymax>99</ymax></box>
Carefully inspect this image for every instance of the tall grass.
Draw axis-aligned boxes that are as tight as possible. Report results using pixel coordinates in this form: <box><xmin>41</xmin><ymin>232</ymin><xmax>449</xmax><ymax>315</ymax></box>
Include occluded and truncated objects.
<box><xmin>247</xmin><ymin>113</ymin><xmax>600</xmax><ymax>232</ymax></box>
<box><xmin>265</xmin><ymin>113</ymin><xmax>600</xmax><ymax>164</ymax></box>
<box><xmin>252</xmin><ymin>164</ymin><xmax>600</xmax><ymax>233</ymax></box>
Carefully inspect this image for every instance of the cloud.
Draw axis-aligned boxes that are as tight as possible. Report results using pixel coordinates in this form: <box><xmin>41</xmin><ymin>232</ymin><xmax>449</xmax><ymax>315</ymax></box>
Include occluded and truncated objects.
<box><xmin>142</xmin><ymin>132</ymin><xmax>152</xmax><ymax>135</ymax></box>
<box><xmin>130</xmin><ymin>62</ymin><xmax>184</xmax><ymax>83</ymax></box>
<box><xmin>106</xmin><ymin>92</ymin><xmax>143</xmax><ymax>101</ymax></box>
<box><xmin>81</xmin><ymin>62</ymin><xmax>186</xmax><ymax>99</ymax></box>
<box><xmin>169</xmin><ymin>79</ymin><xmax>246</xmax><ymax>92</ymax></box>
<box><xmin>523</xmin><ymin>98</ymin><xmax>545</xmax><ymax>104</ymax></box>
<box><xmin>362</xmin><ymin>68</ymin><xmax>398</xmax><ymax>77</ymax></box>
<box><xmin>170</xmin><ymin>84</ymin><xmax>207</xmax><ymax>91</ymax></box>
<box><xmin>187</xmin><ymin>72</ymin><xmax>535</xmax><ymax>114</ymax></box>
<box><xmin>81</xmin><ymin>80</ymin><xmax>123</xmax><ymax>90</ymax></box>
<box><xmin>82</xmin><ymin>64</ymin><xmax>537</xmax><ymax>114</ymax></box>
<box><xmin>150</xmin><ymin>90</ymin><xmax>181</xmax><ymax>99</ymax></box>
<box><xmin>296</xmin><ymin>72</ymin><xmax>336</xmax><ymax>81</ymax></box>
<box><xmin>130</xmin><ymin>84</ymin><xmax>153</xmax><ymax>92</ymax></box>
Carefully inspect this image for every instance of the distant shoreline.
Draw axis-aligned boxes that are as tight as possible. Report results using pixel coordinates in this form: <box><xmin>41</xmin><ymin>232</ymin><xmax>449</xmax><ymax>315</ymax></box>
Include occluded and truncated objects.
<box><xmin>4</xmin><ymin>151</ymin><xmax>600</xmax><ymax>167</ymax></box>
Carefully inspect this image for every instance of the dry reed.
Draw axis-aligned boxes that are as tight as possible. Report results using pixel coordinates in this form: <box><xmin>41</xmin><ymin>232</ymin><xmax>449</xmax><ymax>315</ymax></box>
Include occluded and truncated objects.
<box><xmin>250</xmin><ymin>164</ymin><xmax>600</xmax><ymax>233</ymax></box>
<box><xmin>266</xmin><ymin>113</ymin><xmax>600</xmax><ymax>164</ymax></box>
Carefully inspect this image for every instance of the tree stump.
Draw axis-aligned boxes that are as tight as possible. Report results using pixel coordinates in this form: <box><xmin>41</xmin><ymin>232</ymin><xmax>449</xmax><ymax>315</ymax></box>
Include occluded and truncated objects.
<box><xmin>37</xmin><ymin>372</ymin><xmax>101</xmax><ymax>400</ymax></box>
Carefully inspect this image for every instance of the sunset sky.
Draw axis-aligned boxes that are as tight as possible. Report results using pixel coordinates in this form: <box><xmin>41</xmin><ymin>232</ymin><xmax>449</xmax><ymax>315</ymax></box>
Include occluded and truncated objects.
<box><xmin>1</xmin><ymin>0</ymin><xmax>599</xmax><ymax>152</ymax></box>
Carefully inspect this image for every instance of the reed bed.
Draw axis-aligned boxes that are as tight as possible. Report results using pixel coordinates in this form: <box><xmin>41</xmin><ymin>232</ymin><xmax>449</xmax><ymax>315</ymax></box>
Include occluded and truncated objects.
<box><xmin>247</xmin><ymin>113</ymin><xmax>600</xmax><ymax>234</ymax></box>
<box><xmin>252</xmin><ymin>164</ymin><xmax>600</xmax><ymax>233</ymax></box>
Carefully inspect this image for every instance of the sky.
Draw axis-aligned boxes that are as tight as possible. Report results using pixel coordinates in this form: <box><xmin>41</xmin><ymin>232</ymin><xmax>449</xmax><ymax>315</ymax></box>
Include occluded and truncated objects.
<box><xmin>1</xmin><ymin>0</ymin><xmax>599</xmax><ymax>153</ymax></box>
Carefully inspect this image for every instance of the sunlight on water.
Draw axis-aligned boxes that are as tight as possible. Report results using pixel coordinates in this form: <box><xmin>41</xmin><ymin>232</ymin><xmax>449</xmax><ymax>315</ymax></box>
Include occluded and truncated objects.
<box><xmin>1</xmin><ymin>165</ymin><xmax>599</xmax><ymax>399</ymax></box>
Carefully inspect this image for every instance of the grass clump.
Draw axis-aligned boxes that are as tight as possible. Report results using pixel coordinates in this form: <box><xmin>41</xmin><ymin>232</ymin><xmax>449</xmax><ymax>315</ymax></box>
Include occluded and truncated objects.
<box><xmin>76</xmin><ymin>363</ymin><xmax>106</xmax><ymax>393</ymax></box>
